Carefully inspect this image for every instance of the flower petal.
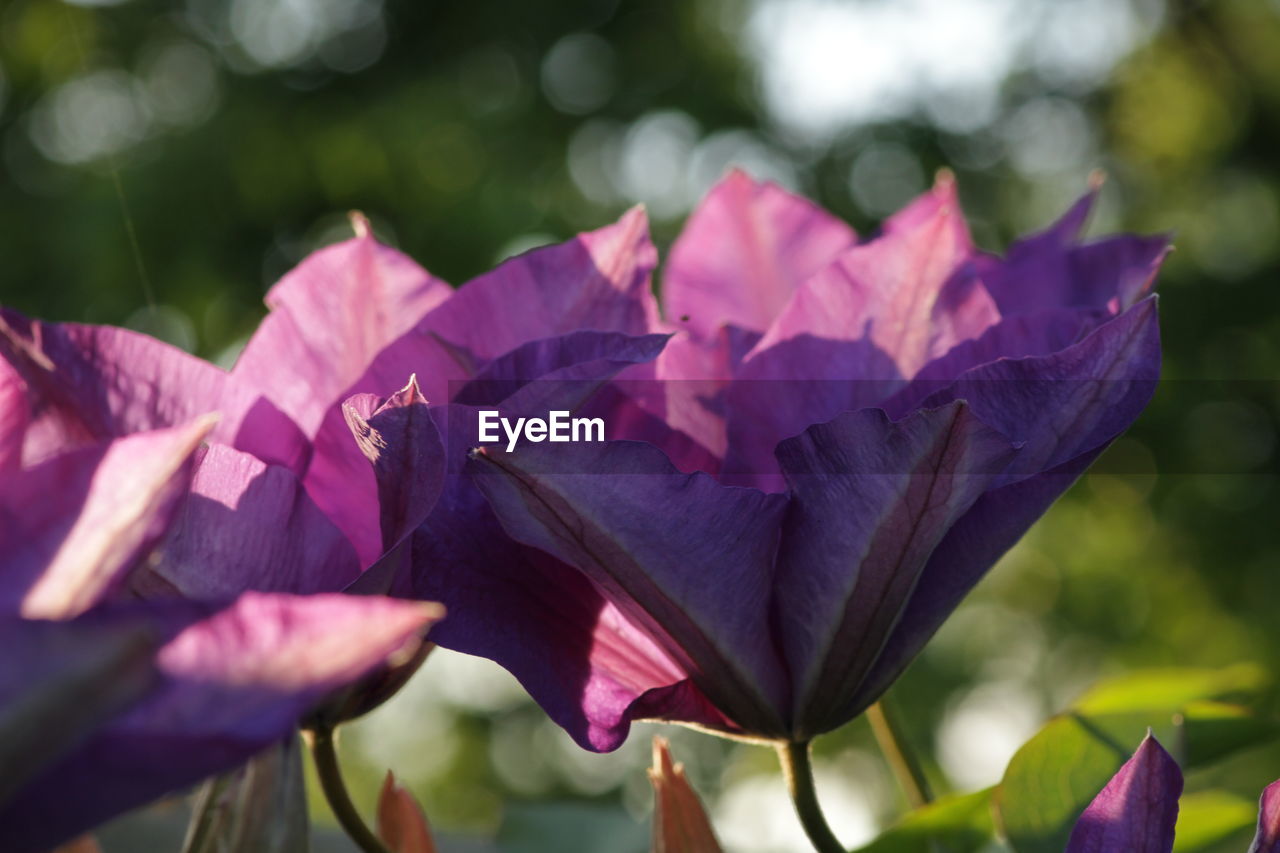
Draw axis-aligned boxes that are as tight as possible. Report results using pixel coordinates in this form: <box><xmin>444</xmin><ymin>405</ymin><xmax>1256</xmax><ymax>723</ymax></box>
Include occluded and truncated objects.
<box><xmin>328</xmin><ymin>377</ymin><xmax>445</xmax><ymax>573</ymax></box>
<box><xmin>845</xmin><ymin>448</ymin><xmax>1101</xmax><ymax>716</ymax></box>
<box><xmin>1</xmin><ymin>418</ymin><xmax>214</xmax><ymax>619</ymax></box>
<box><xmin>231</xmin><ymin>231</ymin><xmax>452</xmax><ymax>437</ymax></box>
<box><xmin>0</xmin><ymin>310</ymin><xmax>309</xmax><ymax>473</ymax></box>
<box><xmin>650</xmin><ymin>737</ymin><xmax>724</xmax><ymax>853</ymax></box>
<box><xmin>452</xmin><ymin>330</ymin><xmax>669</xmax><ymax>411</ymax></box>
<box><xmin>1250</xmin><ymin>779</ymin><xmax>1280</xmax><ymax>853</ymax></box>
<box><xmin>749</xmin><ymin>175</ymin><xmax>990</xmax><ymax>380</ymax></box>
<box><xmin>0</xmin><ymin>593</ymin><xmax>441</xmax><ymax>853</ymax></box>
<box><xmin>976</xmin><ymin>187</ymin><xmax>1170</xmax><ymax>317</ymax></box>
<box><xmin>0</xmin><ymin>616</ymin><xmax>157</xmax><ymax>805</ymax></box>
<box><xmin>774</xmin><ymin>401</ymin><xmax>1019</xmax><ymax>736</ymax></box>
<box><xmin>136</xmin><ymin>443</ymin><xmax>362</xmax><ymax>599</ymax></box>
<box><xmin>410</xmin><ymin>407</ymin><xmax>714</xmax><ymax>751</ymax></box>
<box><xmin>881</xmin><ymin>306</ymin><xmax>1104</xmax><ymax>419</ymax></box>
<box><xmin>919</xmin><ymin>296</ymin><xmax>1161</xmax><ymax>480</ymax></box>
<box><xmin>469</xmin><ymin>438</ymin><xmax>790</xmax><ymax>739</ymax></box>
<box><xmin>663</xmin><ymin>170</ymin><xmax>855</xmax><ymax>339</ymax></box>
<box><xmin>0</xmin><ymin>360</ymin><xmax>28</xmax><ymax>472</ymax></box>
<box><xmin>339</xmin><ymin>208</ymin><xmax>658</xmax><ymax>412</ymax></box>
<box><xmin>377</xmin><ymin>771</ymin><xmax>438</xmax><ymax>853</ymax></box>
<box><xmin>1064</xmin><ymin>733</ymin><xmax>1182</xmax><ymax>853</ymax></box>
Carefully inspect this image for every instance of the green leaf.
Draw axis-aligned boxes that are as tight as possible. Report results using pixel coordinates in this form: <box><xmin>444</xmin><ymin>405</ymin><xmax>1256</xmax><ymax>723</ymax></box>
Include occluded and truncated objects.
<box><xmin>1073</xmin><ymin>665</ymin><xmax>1267</xmax><ymax>715</ymax></box>
<box><xmin>854</xmin><ymin>787</ymin><xmax>996</xmax><ymax>853</ymax></box>
<box><xmin>995</xmin><ymin>667</ymin><xmax>1274</xmax><ymax>853</ymax></box>
<box><xmin>1171</xmin><ymin>790</ymin><xmax>1258</xmax><ymax>852</ymax></box>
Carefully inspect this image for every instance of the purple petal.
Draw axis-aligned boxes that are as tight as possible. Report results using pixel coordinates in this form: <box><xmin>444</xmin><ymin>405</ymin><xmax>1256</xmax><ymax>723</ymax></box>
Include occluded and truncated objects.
<box><xmin>0</xmin><ymin>592</ymin><xmax>441</xmax><ymax>853</ymax></box>
<box><xmin>411</xmin><ymin>407</ymin><xmax>725</xmax><ymax>750</ymax></box>
<box><xmin>231</xmin><ymin>230</ymin><xmax>453</xmax><ymax>437</ymax></box>
<box><xmin>976</xmin><ymin>187</ymin><xmax>1170</xmax><ymax>317</ymax></box>
<box><xmin>469</xmin><ymin>437</ymin><xmax>790</xmax><ymax>739</ymax></box>
<box><xmin>341</xmin><ymin>207</ymin><xmax>659</xmax><ymax>407</ymax></box>
<box><xmin>452</xmin><ymin>330</ymin><xmax>669</xmax><ymax>411</ymax></box>
<box><xmin>845</xmin><ymin>448</ymin><xmax>1101</xmax><ymax>715</ymax></box>
<box><xmin>0</xmin><ymin>360</ymin><xmax>27</xmax><ymax>472</ymax></box>
<box><xmin>0</xmin><ymin>418</ymin><xmax>214</xmax><ymax>618</ymax></box>
<box><xmin>0</xmin><ymin>616</ymin><xmax>157</xmax><ymax>804</ymax></box>
<box><xmin>882</xmin><ymin>306</ymin><xmax>1105</xmax><ymax>419</ymax></box>
<box><xmin>920</xmin><ymin>296</ymin><xmax>1161</xmax><ymax>480</ymax></box>
<box><xmin>135</xmin><ymin>443</ymin><xmax>362</xmax><ymax>599</ymax></box>
<box><xmin>723</xmin><ymin>334</ymin><xmax>902</xmax><ymax>491</ymax></box>
<box><xmin>774</xmin><ymin>402</ymin><xmax>1019</xmax><ymax>736</ymax></box>
<box><xmin>1065</xmin><ymin>734</ymin><xmax>1182</xmax><ymax>853</ymax></box>
<box><xmin>663</xmin><ymin>170</ymin><xmax>855</xmax><ymax>339</ymax></box>
<box><xmin>593</xmin><ymin>327</ymin><xmax>762</xmax><ymax>475</ymax></box>
<box><xmin>720</xmin><ymin>179</ymin><xmax>996</xmax><ymax>489</ymax></box>
<box><xmin>343</xmin><ymin>377</ymin><xmax>444</xmax><ymax>553</ymax></box>
<box><xmin>0</xmin><ymin>311</ymin><xmax>309</xmax><ymax>473</ymax></box>
<box><xmin>1250</xmin><ymin>779</ymin><xmax>1280</xmax><ymax>853</ymax></box>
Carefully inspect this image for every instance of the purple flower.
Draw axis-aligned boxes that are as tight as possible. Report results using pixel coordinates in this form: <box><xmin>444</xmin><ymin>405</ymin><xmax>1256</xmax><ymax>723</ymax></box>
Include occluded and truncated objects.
<box><xmin>2</xmin><ymin>171</ymin><xmax>1166</xmax><ymax>757</ymax></box>
<box><xmin>1067</xmin><ymin>733</ymin><xmax>1280</xmax><ymax>853</ymax></box>
<box><xmin>0</xmin><ymin>368</ymin><xmax>440</xmax><ymax>851</ymax></box>
<box><xmin>432</xmin><ymin>171</ymin><xmax>1167</xmax><ymax>748</ymax></box>
<box><xmin>1066</xmin><ymin>734</ymin><xmax>1183</xmax><ymax>853</ymax></box>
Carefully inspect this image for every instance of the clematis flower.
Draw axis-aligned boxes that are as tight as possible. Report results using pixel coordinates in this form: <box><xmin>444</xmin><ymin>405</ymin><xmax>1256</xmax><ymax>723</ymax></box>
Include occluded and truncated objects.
<box><xmin>426</xmin><ymin>170</ymin><xmax>1166</xmax><ymax>752</ymax></box>
<box><xmin>1067</xmin><ymin>733</ymin><xmax>1280</xmax><ymax>853</ymax></box>
<box><xmin>0</xmin><ymin>370</ymin><xmax>440</xmax><ymax>852</ymax></box>
<box><xmin>2</xmin><ymin>171</ymin><xmax>1165</xmax><ymax>765</ymax></box>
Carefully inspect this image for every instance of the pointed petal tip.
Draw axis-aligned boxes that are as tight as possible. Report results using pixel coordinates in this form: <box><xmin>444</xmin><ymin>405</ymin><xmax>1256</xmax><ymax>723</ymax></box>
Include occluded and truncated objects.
<box><xmin>348</xmin><ymin>210</ymin><xmax>372</xmax><ymax>239</ymax></box>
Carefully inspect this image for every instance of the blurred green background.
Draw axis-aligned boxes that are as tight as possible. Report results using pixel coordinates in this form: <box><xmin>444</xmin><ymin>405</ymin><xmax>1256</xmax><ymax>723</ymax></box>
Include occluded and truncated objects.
<box><xmin>2</xmin><ymin>0</ymin><xmax>1279</xmax><ymax>850</ymax></box>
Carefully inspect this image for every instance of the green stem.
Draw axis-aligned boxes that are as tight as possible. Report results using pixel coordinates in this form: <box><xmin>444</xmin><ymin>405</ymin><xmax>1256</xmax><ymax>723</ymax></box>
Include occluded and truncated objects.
<box><xmin>866</xmin><ymin>700</ymin><xmax>933</xmax><ymax>809</ymax></box>
<box><xmin>305</xmin><ymin>725</ymin><xmax>389</xmax><ymax>853</ymax></box>
<box><xmin>776</xmin><ymin>740</ymin><xmax>846</xmax><ymax>853</ymax></box>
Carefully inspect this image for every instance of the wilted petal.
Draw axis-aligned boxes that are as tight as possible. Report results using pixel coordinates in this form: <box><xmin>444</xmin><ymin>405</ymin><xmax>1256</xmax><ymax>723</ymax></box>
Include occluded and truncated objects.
<box><xmin>344</xmin><ymin>208</ymin><xmax>659</xmax><ymax>406</ymax></box>
<box><xmin>377</xmin><ymin>772</ymin><xmax>438</xmax><ymax>853</ymax></box>
<box><xmin>0</xmin><ymin>593</ymin><xmax>441</xmax><ymax>853</ymax></box>
<box><xmin>650</xmin><ymin>737</ymin><xmax>723</xmax><ymax>853</ymax></box>
<box><xmin>1249</xmin><ymin>779</ymin><xmax>1280</xmax><ymax>853</ymax></box>
<box><xmin>138</xmin><ymin>444</ymin><xmax>362</xmax><ymax>599</ymax></box>
<box><xmin>1065</xmin><ymin>733</ymin><xmax>1182</xmax><ymax>853</ymax></box>
<box><xmin>0</xmin><ymin>616</ymin><xmax>157</xmax><ymax>804</ymax></box>
<box><xmin>1</xmin><ymin>418</ymin><xmax>214</xmax><ymax>618</ymax></box>
<box><xmin>775</xmin><ymin>401</ymin><xmax>1018</xmax><ymax>736</ymax></box>
<box><xmin>663</xmin><ymin>170</ymin><xmax>855</xmax><ymax>339</ymax></box>
<box><xmin>469</xmin><ymin>439</ymin><xmax>790</xmax><ymax>739</ymax></box>
<box><xmin>0</xmin><ymin>311</ymin><xmax>309</xmax><ymax>473</ymax></box>
<box><xmin>231</xmin><ymin>230</ymin><xmax>452</xmax><ymax>437</ymax></box>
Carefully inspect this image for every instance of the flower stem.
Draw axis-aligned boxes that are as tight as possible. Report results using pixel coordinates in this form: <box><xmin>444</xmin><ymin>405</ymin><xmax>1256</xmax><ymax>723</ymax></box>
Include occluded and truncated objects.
<box><xmin>304</xmin><ymin>724</ymin><xmax>389</xmax><ymax>853</ymax></box>
<box><xmin>866</xmin><ymin>700</ymin><xmax>932</xmax><ymax>809</ymax></box>
<box><xmin>776</xmin><ymin>740</ymin><xmax>845</xmax><ymax>853</ymax></box>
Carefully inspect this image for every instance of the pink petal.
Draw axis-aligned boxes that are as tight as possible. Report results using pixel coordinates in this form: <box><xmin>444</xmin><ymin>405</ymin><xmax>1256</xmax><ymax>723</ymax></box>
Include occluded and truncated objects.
<box><xmin>232</xmin><ymin>231</ymin><xmax>452</xmax><ymax>437</ymax></box>
<box><xmin>1</xmin><ymin>418</ymin><xmax>215</xmax><ymax>619</ymax></box>
<box><xmin>663</xmin><ymin>170</ymin><xmax>855</xmax><ymax>339</ymax></box>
